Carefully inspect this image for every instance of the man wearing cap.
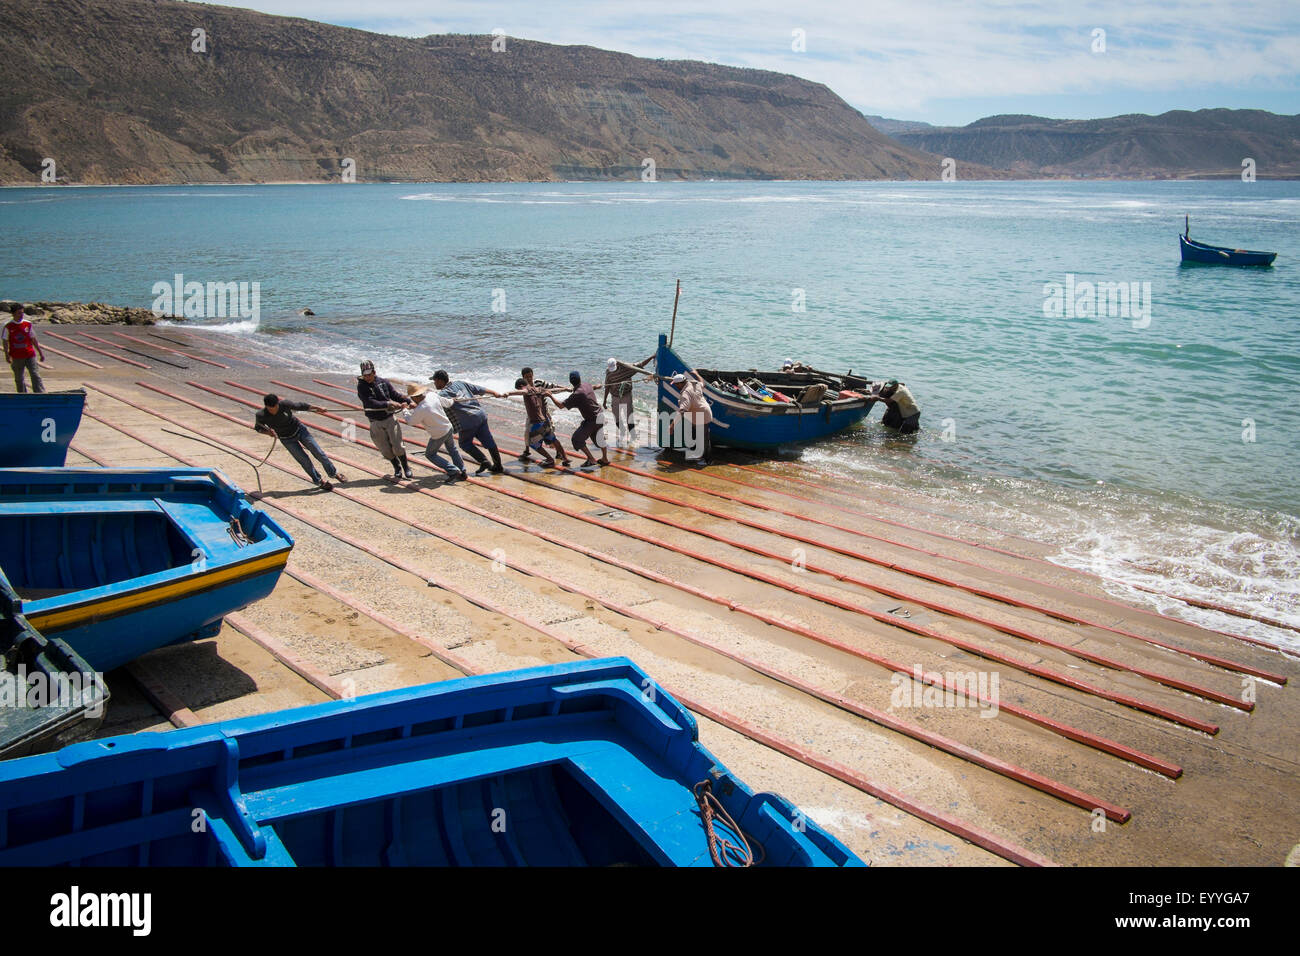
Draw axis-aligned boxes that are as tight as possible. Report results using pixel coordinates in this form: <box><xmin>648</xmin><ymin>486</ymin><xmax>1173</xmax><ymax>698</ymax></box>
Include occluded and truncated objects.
<box><xmin>254</xmin><ymin>393</ymin><xmax>346</xmax><ymax>490</ymax></box>
<box><xmin>3</xmin><ymin>304</ymin><xmax>46</xmax><ymax>393</ymax></box>
<box><xmin>401</xmin><ymin>384</ymin><xmax>468</xmax><ymax>483</ymax></box>
<box><xmin>602</xmin><ymin>354</ymin><xmax>654</xmax><ymax>446</ymax></box>
<box><xmin>669</xmin><ymin>371</ymin><xmax>713</xmax><ymax>465</ymax></box>
<box><xmin>870</xmin><ymin>380</ymin><xmax>921</xmax><ymax>434</ymax></box>
<box><xmin>551</xmin><ymin>371</ymin><xmax>607</xmax><ymax>467</ymax></box>
<box><xmin>357</xmin><ymin>360</ymin><xmax>415</xmax><ymax>481</ymax></box>
<box><xmin>431</xmin><ymin>369</ymin><xmax>505</xmax><ymax>474</ymax></box>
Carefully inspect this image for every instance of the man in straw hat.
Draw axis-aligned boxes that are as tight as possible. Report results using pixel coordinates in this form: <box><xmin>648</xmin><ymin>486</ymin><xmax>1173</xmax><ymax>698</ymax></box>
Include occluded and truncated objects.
<box><xmin>357</xmin><ymin>359</ymin><xmax>415</xmax><ymax>481</ymax></box>
<box><xmin>401</xmin><ymin>383</ymin><xmax>468</xmax><ymax>483</ymax></box>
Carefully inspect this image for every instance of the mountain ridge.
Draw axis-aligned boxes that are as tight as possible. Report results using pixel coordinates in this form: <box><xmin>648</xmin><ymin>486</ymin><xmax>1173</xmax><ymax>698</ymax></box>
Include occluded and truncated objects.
<box><xmin>0</xmin><ymin>0</ymin><xmax>961</xmax><ymax>184</ymax></box>
<box><xmin>867</xmin><ymin>109</ymin><xmax>1300</xmax><ymax>178</ymax></box>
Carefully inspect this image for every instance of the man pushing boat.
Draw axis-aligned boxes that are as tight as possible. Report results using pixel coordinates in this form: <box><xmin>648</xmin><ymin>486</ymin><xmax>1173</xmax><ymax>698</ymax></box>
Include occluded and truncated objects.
<box><xmin>255</xmin><ymin>393</ymin><xmax>346</xmax><ymax>490</ymax></box>
<box><xmin>870</xmin><ymin>380</ymin><xmax>921</xmax><ymax>434</ymax></box>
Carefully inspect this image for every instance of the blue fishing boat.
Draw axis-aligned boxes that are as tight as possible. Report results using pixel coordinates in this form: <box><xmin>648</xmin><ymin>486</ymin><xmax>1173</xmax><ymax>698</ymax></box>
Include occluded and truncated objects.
<box><xmin>655</xmin><ymin>334</ymin><xmax>887</xmax><ymax>451</ymax></box>
<box><xmin>0</xmin><ymin>658</ymin><xmax>863</xmax><ymax>867</ymax></box>
<box><xmin>0</xmin><ymin>468</ymin><xmax>293</xmax><ymax>672</ymax></box>
<box><xmin>0</xmin><ymin>390</ymin><xmax>85</xmax><ymax>466</ymax></box>
<box><xmin>1179</xmin><ymin>217</ymin><xmax>1277</xmax><ymax>267</ymax></box>
<box><xmin>1</xmin><ymin>568</ymin><xmax>108</xmax><ymax>759</ymax></box>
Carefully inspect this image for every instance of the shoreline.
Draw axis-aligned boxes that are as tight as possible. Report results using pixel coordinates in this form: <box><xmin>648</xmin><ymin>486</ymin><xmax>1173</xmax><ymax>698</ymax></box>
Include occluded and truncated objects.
<box><xmin>23</xmin><ymin>323</ymin><xmax>1300</xmax><ymax>866</ymax></box>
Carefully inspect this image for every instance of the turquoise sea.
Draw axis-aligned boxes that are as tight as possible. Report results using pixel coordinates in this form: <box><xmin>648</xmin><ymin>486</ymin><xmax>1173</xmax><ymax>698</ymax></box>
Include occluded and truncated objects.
<box><xmin>2</xmin><ymin>179</ymin><xmax>1297</xmax><ymax>645</ymax></box>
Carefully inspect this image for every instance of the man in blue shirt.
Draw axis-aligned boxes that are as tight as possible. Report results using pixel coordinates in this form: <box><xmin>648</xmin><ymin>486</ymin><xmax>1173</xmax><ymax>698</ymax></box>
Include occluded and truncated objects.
<box><xmin>431</xmin><ymin>369</ymin><xmax>505</xmax><ymax>474</ymax></box>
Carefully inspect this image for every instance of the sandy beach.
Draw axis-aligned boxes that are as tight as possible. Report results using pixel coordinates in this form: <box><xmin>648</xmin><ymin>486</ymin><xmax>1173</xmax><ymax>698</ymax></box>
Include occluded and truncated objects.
<box><xmin>29</xmin><ymin>323</ymin><xmax>1300</xmax><ymax>867</ymax></box>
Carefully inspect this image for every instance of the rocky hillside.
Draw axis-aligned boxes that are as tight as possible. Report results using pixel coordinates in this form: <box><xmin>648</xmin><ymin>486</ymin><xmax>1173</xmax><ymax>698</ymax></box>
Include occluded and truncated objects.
<box><xmin>0</xmin><ymin>0</ymin><xmax>948</xmax><ymax>184</ymax></box>
<box><xmin>872</xmin><ymin>110</ymin><xmax>1300</xmax><ymax>179</ymax></box>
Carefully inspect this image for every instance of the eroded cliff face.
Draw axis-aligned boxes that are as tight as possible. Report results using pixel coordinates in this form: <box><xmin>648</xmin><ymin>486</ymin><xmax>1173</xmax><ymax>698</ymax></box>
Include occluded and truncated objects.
<box><xmin>0</xmin><ymin>0</ymin><xmax>945</xmax><ymax>184</ymax></box>
<box><xmin>885</xmin><ymin>111</ymin><xmax>1300</xmax><ymax>179</ymax></box>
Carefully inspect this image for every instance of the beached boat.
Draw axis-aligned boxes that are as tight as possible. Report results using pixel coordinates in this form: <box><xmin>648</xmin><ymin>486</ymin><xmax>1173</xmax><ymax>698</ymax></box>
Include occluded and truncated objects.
<box><xmin>0</xmin><ymin>468</ymin><xmax>293</xmax><ymax>672</ymax></box>
<box><xmin>655</xmin><ymin>334</ymin><xmax>886</xmax><ymax>450</ymax></box>
<box><xmin>1</xmin><ymin>568</ymin><xmax>108</xmax><ymax>760</ymax></box>
<box><xmin>1179</xmin><ymin>218</ymin><xmax>1277</xmax><ymax>267</ymax></box>
<box><xmin>0</xmin><ymin>658</ymin><xmax>863</xmax><ymax>866</ymax></box>
<box><xmin>0</xmin><ymin>390</ymin><xmax>85</xmax><ymax>466</ymax></box>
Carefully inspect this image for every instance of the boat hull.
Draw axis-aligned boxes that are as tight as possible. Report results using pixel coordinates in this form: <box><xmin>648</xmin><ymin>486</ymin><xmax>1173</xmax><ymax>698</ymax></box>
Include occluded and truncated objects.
<box><xmin>1179</xmin><ymin>234</ymin><xmax>1277</xmax><ymax>267</ymax></box>
<box><xmin>1</xmin><ymin>571</ymin><xmax>108</xmax><ymax>760</ymax></box>
<box><xmin>0</xmin><ymin>658</ymin><xmax>864</xmax><ymax>867</ymax></box>
<box><xmin>0</xmin><ymin>390</ymin><xmax>85</xmax><ymax>466</ymax></box>
<box><xmin>0</xmin><ymin>468</ymin><xmax>293</xmax><ymax>672</ymax></box>
<box><xmin>655</xmin><ymin>335</ymin><xmax>874</xmax><ymax>450</ymax></box>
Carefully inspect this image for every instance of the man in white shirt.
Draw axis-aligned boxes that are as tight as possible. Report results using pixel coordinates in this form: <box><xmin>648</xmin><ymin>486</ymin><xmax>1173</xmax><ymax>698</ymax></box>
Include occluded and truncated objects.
<box><xmin>872</xmin><ymin>380</ymin><xmax>921</xmax><ymax>434</ymax></box>
<box><xmin>402</xmin><ymin>384</ymin><xmax>468</xmax><ymax>482</ymax></box>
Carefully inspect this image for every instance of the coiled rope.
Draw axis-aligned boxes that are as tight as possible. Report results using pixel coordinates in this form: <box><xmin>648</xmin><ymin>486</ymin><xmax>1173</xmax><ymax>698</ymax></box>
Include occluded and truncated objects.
<box><xmin>693</xmin><ymin>780</ymin><xmax>763</xmax><ymax>867</ymax></box>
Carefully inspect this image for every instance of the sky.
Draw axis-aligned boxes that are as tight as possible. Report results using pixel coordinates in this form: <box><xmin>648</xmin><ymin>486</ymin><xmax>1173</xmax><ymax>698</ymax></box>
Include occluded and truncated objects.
<box><xmin>206</xmin><ymin>0</ymin><xmax>1300</xmax><ymax>126</ymax></box>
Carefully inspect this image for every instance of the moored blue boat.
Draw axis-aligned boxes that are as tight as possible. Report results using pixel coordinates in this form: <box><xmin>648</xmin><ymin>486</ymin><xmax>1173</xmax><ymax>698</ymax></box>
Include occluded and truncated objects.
<box><xmin>0</xmin><ymin>390</ymin><xmax>85</xmax><ymax>466</ymax></box>
<box><xmin>1</xmin><ymin>567</ymin><xmax>108</xmax><ymax>760</ymax></box>
<box><xmin>1179</xmin><ymin>218</ymin><xmax>1277</xmax><ymax>267</ymax></box>
<box><xmin>0</xmin><ymin>468</ymin><xmax>293</xmax><ymax>672</ymax></box>
<box><xmin>0</xmin><ymin>658</ymin><xmax>863</xmax><ymax>866</ymax></box>
<box><xmin>655</xmin><ymin>334</ymin><xmax>884</xmax><ymax>451</ymax></box>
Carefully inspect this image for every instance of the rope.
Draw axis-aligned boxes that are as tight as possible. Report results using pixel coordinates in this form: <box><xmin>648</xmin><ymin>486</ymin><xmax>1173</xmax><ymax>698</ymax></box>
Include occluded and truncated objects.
<box><xmin>162</xmin><ymin>427</ymin><xmax>273</xmax><ymax>499</ymax></box>
<box><xmin>693</xmin><ymin>779</ymin><xmax>763</xmax><ymax>867</ymax></box>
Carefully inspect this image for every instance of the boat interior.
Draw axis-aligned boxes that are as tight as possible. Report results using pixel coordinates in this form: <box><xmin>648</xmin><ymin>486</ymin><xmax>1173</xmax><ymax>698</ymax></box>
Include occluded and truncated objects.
<box><xmin>0</xmin><ymin>508</ymin><xmax>197</xmax><ymax>600</ymax></box>
<box><xmin>695</xmin><ymin>367</ymin><xmax>878</xmax><ymax>405</ymax></box>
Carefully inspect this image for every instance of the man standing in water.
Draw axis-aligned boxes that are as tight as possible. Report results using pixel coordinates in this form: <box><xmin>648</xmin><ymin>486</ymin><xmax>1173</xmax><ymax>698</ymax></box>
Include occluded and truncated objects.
<box><xmin>255</xmin><ymin>393</ymin><xmax>346</xmax><ymax>490</ymax></box>
<box><xmin>432</xmin><ymin>369</ymin><xmax>505</xmax><ymax>474</ymax></box>
<box><xmin>871</xmin><ymin>380</ymin><xmax>921</xmax><ymax>434</ymax></box>
<box><xmin>603</xmin><ymin>355</ymin><xmax>654</xmax><ymax>446</ymax></box>
<box><xmin>3</xmin><ymin>304</ymin><xmax>46</xmax><ymax>393</ymax></box>
<box><xmin>357</xmin><ymin>360</ymin><xmax>415</xmax><ymax>481</ymax></box>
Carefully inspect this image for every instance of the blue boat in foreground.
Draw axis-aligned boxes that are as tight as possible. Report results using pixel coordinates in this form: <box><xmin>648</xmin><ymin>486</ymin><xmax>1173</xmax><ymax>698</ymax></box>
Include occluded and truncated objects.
<box><xmin>1</xmin><ymin>568</ymin><xmax>108</xmax><ymax>759</ymax></box>
<box><xmin>0</xmin><ymin>658</ymin><xmax>863</xmax><ymax>866</ymax></box>
<box><xmin>0</xmin><ymin>390</ymin><xmax>85</xmax><ymax>466</ymax></box>
<box><xmin>655</xmin><ymin>334</ymin><xmax>885</xmax><ymax>451</ymax></box>
<box><xmin>1179</xmin><ymin>218</ymin><xmax>1277</xmax><ymax>267</ymax></box>
<box><xmin>0</xmin><ymin>468</ymin><xmax>293</xmax><ymax>672</ymax></box>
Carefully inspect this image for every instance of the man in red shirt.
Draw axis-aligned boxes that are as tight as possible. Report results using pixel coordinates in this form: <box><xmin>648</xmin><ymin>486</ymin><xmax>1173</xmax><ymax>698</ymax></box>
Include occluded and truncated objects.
<box><xmin>3</xmin><ymin>304</ymin><xmax>46</xmax><ymax>393</ymax></box>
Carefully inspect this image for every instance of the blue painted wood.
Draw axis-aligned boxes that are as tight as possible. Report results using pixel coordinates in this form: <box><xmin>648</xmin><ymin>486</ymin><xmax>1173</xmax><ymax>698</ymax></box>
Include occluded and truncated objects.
<box><xmin>0</xmin><ymin>658</ymin><xmax>865</xmax><ymax>867</ymax></box>
<box><xmin>0</xmin><ymin>391</ymin><xmax>85</xmax><ymax>466</ymax></box>
<box><xmin>655</xmin><ymin>335</ymin><xmax>877</xmax><ymax>450</ymax></box>
<box><xmin>0</xmin><ymin>468</ymin><xmax>293</xmax><ymax>671</ymax></box>
<box><xmin>1180</xmin><ymin>233</ymin><xmax>1277</xmax><ymax>267</ymax></box>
